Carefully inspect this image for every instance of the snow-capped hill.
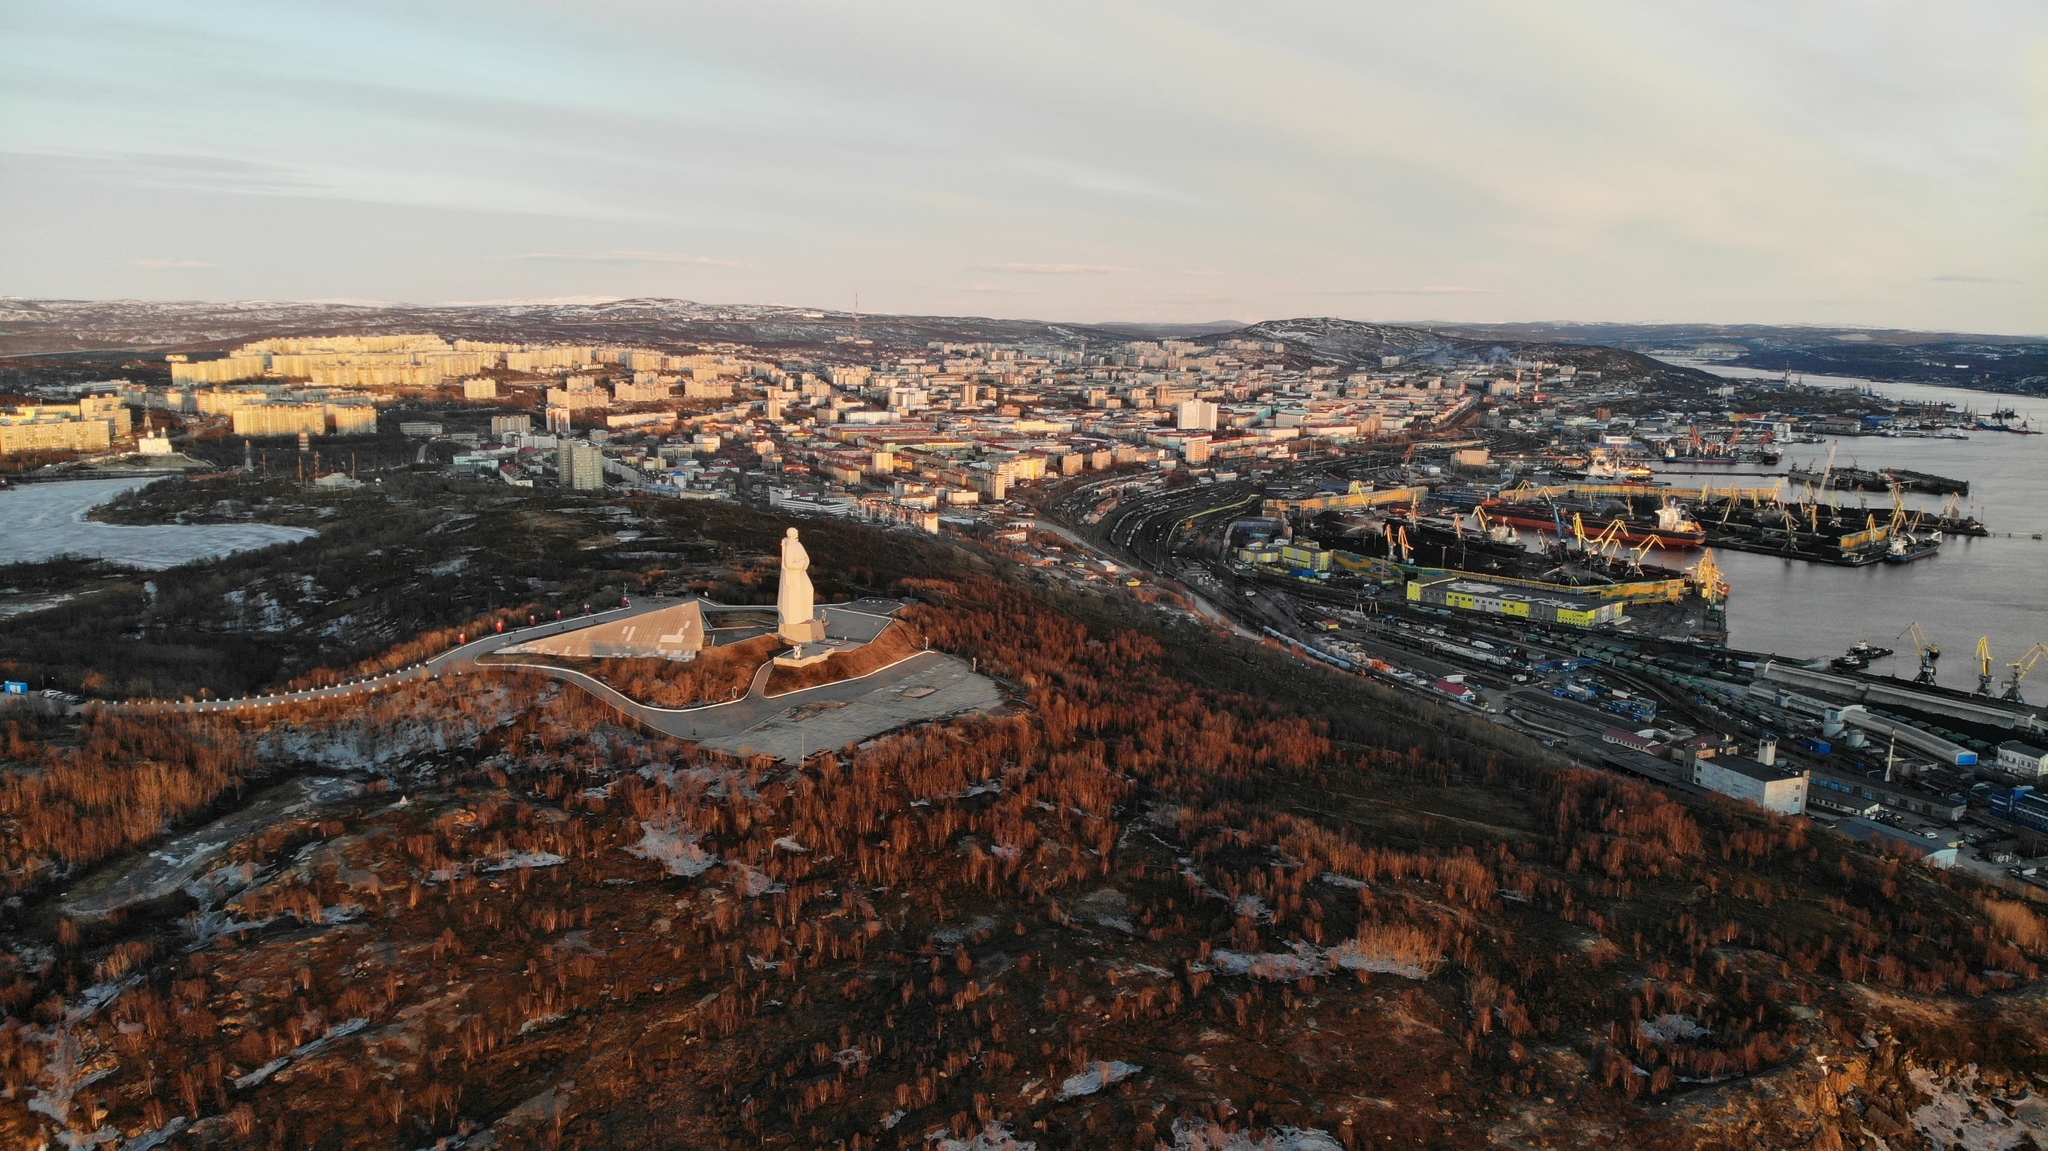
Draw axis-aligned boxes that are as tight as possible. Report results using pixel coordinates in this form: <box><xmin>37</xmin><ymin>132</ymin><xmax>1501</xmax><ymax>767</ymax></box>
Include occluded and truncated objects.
<box><xmin>1203</xmin><ymin>317</ymin><xmax>1475</xmax><ymax>366</ymax></box>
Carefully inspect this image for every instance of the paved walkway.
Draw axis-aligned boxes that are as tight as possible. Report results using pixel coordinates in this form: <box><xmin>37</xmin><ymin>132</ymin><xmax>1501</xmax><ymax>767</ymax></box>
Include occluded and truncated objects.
<box><xmin>475</xmin><ymin>649</ymin><xmax>1003</xmax><ymax>764</ymax></box>
<box><xmin>102</xmin><ymin>597</ymin><xmax>1004</xmax><ymax>763</ymax></box>
<box><xmin>106</xmin><ymin>600</ymin><xmax>676</xmax><ymax>715</ymax></box>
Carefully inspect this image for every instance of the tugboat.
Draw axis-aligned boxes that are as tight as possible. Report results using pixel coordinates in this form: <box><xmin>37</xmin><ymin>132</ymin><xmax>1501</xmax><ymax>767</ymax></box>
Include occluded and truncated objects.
<box><xmin>1847</xmin><ymin>639</ymin><xmax>1894</xmax><ymax>661</ymax></box>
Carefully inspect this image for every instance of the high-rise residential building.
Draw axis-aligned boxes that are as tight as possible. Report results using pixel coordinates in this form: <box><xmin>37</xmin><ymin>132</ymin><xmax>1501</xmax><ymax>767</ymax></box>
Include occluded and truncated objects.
<box><xmin>231</xmin><ymin>404</ymin><xmax>331</xmax><ymax>438</ymax></box>
<box><xmin>0</xmin><ymin>412</ymin><xmax>113</xmax><ymax>454</ymax></box>
<box><xmin>1177</xmin><ymin>399</ymin><xmax>1219</xmax><ymax>431</ymax></box>
<box><xmin>559</xmin><ymin>441</ymin><xmax>605</xmax><ymax>491</ymax></box>
<box><xmin>328</xmin><ymin>405</ymin><xmax>378</xmax><ymax>436</ymax></box>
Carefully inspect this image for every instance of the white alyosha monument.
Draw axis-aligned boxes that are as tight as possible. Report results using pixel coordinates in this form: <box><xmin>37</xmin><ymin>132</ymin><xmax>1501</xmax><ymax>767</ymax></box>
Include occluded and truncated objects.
<box><xmin>776</xmin><ymin>528</ymin><xmax>828</xmax><ymax>645</ymax></box>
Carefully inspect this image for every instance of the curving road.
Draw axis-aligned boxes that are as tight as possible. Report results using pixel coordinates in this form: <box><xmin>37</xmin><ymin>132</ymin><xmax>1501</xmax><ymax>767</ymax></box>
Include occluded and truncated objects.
<box><xmin>102</xmin><ymin>598</ymin><xmax>1005</xmax><ymax>764</ymax></box>
<box><xmin>106</xmin><ymin>601</ymin><xmax>671</xmax><ymax>715</ymax></box>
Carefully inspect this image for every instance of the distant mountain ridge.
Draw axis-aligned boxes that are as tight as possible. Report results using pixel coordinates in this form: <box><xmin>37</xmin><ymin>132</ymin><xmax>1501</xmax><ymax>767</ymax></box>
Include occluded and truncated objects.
<box><xmin>1212</xmin><ymin>316</ymin><xmax>1714</xmax><ymax>384</ymax></box>
<box><xmin>0</xmin><ymin>299</ymin><xmax>1712</xmax><ymax>387</ymax></box>
<box><xmin>0</xmin><ymin>298</ymin><xmax>1134</xmax><ymax>357</ymax></box>
<box><xmin>1424</xmin><ymin>321</ymin><xmax>2048</xmax><ymax>396</ymax></box>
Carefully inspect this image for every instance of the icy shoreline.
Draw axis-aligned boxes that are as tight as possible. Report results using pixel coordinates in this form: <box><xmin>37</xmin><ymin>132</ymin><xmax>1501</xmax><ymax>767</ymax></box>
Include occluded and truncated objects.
<box><xmin>0</xmin><ymin>477</ymin><xmax>315</xmax><ymax>569</ymax></box>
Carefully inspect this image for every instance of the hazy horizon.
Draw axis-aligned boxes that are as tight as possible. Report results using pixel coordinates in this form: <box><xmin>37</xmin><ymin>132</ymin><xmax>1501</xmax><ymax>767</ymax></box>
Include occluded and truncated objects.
<box><xmin>4</xmin><ymin>2</ymin><xmax>2044</xmax><ymax>334</ymax></box>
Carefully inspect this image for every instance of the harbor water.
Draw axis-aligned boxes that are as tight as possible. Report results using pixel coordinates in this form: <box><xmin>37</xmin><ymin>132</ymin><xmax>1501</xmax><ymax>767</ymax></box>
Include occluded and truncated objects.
<box><xmin>1655</xmin><ymin>361</ymin><xmax>2048</xmax><ymax>677</ymax></box>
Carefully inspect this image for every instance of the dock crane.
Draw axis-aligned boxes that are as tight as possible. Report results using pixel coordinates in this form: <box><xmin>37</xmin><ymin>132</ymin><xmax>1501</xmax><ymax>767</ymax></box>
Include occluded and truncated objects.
<box><xmin>1974</xmin><ymin>637</ymin><xmax>1995</xmax><ymax>697</ymax></box>
<box><xmin>1898</xmin><ymin>621</ymin><xmax>1940</xmax><ymax>685</ymax></box>
<box><xmin>1625</xmin><ymin>535</ymin><xmax>1662</xmax><ymax>577</ymax></box>
<box><xmin>2002</xmin><ymin>643</ymin><xmax>2048</xmax><ymax>704</ymax></box>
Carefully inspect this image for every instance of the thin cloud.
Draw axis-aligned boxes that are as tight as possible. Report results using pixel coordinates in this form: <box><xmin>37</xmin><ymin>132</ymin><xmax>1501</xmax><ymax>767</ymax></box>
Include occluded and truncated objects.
<box><xmin>498</xmin><ymin>251</ymin><xmax>741</xmax><ymax>267</ymax></box>
<box><xmin>1929</xmin><ymin>275</ymin><xmax>2018</xmax><ymax>284</ymax></box>
<box><xmin>1321</xmin><ymin>286</ymin><xmax>1494</xmax><ymax>296</ymax></box>
<box><xmin>134</xmin><ymin>259</ymin><xmax>217</xmax><ymax>270</ymax></box>
<box><xmin>986</xmin><ymin>263</ymin><xmax>1133</xmax><ymax>275</ymax></box>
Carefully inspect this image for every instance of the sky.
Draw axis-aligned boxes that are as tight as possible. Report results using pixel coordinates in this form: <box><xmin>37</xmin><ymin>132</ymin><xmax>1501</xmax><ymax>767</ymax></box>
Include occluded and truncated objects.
<box><xmin>2</xmin><ymin>1</ymin><xmax>2045</xmax><ymax>333</ymax></box>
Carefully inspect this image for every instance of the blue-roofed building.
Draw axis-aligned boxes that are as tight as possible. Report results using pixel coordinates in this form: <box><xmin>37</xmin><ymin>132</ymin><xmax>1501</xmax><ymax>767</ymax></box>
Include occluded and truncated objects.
<box><xmin>1987</xmin><ymin>786</ymin><xmax>2048</xmax><ymax>834</ymax></box>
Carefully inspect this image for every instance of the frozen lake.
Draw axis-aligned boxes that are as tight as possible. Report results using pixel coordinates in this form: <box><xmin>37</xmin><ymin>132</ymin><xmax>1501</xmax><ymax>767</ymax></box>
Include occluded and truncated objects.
<box><xmin>0</xmin><ymin>477</ymin><xmax>316</xmax><ymax>570</ymax></box>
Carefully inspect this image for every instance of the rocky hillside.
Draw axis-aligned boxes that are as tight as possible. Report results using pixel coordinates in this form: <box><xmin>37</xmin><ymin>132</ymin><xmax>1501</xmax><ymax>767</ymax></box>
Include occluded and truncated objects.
<box><xmin>1</xmin><ymin>521</ymin><xmax>2044</xmax><ymax>1149</ymax></box>
<box><xmin>1209</xmin><ymin>316</ymin><xmax>1720</xmax><ymax>385</ymax></box>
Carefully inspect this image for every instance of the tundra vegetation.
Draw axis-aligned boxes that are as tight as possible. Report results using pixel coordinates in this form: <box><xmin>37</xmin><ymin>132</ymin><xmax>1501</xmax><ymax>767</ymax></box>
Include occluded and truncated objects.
<box><xmin>0</xmin><ymin>482</ymin><xmax>2042</xmax><ymax>1149</ymax></box>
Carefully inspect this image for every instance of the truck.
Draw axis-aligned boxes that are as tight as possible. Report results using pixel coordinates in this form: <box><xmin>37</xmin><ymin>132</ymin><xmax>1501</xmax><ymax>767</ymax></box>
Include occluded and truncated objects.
<box><xmin>1601</xmin><ymin>698</ymin><xmax>1657</xmax><ymax>723</ymax></box>
<box><xmin>1799</xmin><ymin>736</ymin><xmax>1833</xmax><ymax>756</ymax></box>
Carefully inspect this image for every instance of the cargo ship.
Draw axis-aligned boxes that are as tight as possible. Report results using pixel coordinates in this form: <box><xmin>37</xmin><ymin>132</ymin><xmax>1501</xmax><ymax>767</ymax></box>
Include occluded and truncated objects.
<box><xmin>1786</xmin><ymin>464</ymin><xmax>1969</xmax><ymax>496</ymax></box>
<box><xmin>1479</xmin><ymin>495</ymin><xmax>1706</xmax><ymax>549</ymax></box>
<box><xmin>1977</xmin><ymin>407</ymin><xmax>2042</xmax><ymax>435</ymax></box>
<box><xmin>1884</xmin><ymin>531</ymin><xmax>1942</xmax><ymax>564</ymax></box>
<box><xmin>1923</xmin><ymin>495</ymin><xmax>1988</xmax><ymax>537</ymax></box>
<box><xmin>1309</xmin><ymin>507</ymin><xmax>1699</xmax><ymax>587</ymax></box>
<box><xmin>1692</xmin><ymin>496</ymin><xmax>1893</xmax><ymax>566</ymax></box>
<box><xmin>1310</xmin><ymin>509</ymin><xmax>1530</xmax><ymax>574</ymax></box>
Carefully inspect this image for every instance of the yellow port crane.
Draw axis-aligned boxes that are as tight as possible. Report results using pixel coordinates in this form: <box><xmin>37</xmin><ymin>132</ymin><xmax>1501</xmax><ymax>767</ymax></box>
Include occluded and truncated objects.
<box><xmin>1626</xmin><ymin>535</ymin><xmax>1662</xmax><ymax>576</ymax></box>
<box><xmin>2002</xmin><ymin>643</ymin><xmax>2048</xmax><ymax>704</ymax></box>
<box><xmin>1974</xmin><ymin>636</ymin><xmax>1995</xmax><ymax>697</ymax></box>
<box><xmin>1898</xmin><ymin>621</ymin><xmax>1940</xmax><ymax>685</ymax></box>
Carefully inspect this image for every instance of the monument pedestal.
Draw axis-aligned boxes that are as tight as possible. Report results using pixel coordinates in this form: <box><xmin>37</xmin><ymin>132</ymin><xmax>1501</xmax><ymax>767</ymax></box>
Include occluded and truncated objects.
<box><xmin>778</xmin><ymin>617</ymin><xmax>827</xmax><ymax>644</ymax></box>
<box><xmin>773</xmin><ymin>642</ymin><xmax>835</xmax><ymax>668</ymax></box>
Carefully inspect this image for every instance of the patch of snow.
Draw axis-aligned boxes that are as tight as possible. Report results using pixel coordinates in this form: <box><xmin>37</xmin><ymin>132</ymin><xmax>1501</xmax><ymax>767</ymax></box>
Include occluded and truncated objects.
<box><xmin>1056</xmin><ymin>1060</ymin><xmax>1142</xmax><ymax>1100</ymax></box>
<box><xmin>728</xmin><ymin>862</ymin><xmax>784</xmax><ymax>897</ymax></box>
<box><xmin>1169</xmin><ymin>1118</ymin><xmax>1345</xmax><ymax>1151</ymax></box>
<box><xmin>25</xmin><ymin>1019</ymin><xmax>112</xmax><ymax>1122</ymax></box>
<box><xmin>1318</xmin><ymin>873</ymin><xmax>1365</xmax><ymax>889</ymax></box>
<box><xmin>1074</xmin><ymin>889</ymin><xmax>1135</xmax><ymax>933</ymax></box>
<box><xmin>518</xmin><ymin>1012</ymin><xmax>566</xmax><ymax>1035</ymax></box>
<box><xmin>935</xmin><ymin>1121</ymin><xmax>1037</xmax><ymax>1150</ymax></box>
<box><xmin>932</xmin><ymin>915</ymin><xmax>1000</xmax><ymax>945</ymax></box>
<box><xmin>1204</xmin><ymin>939</ymin><xmax>1437</xmax><ymax>983</ymax></box>
<box><xmin>1205</xmin><ymin>947</ymin><xmax>1323</xmax><ymax>982</ymax></box>
<box><xmin>126</xmin><ymin>1117</ymin><xmax>189</xmax><ymax>1150</ymax></box>
<box><xmin>1908</xmin><ymin>1064</ymin><xmax>2048</xmax><ymax>1151</ymax></box>
<box><xmin>319</xmin><ymin>902</ymin><xmax>365</xmax><ymax>923</ymax></box>
<box><xmin>483</xmin><ymin>852</ymin><xmax>566</xmax><ymax>872</ymax></box>
<box><xmin>64</xmin><ymin>977</ymin><xmax>137</xmax><ymax>1023</ymax></box>
<box><xmin>1326</xmin><ymin>941</ymin><xmax>1433</xmax><ymax>980</ymax></box>
<box><xmin>1638</xmin><ymin>1014</ymin><xmax>1711</xmax><ymax>1044</ymax></box>
<box><xmin>772</xmin><ymin>836</ymin><xmax>809</xmax><ymax>853</ymax></box>
<box><xmin>626</xmin><ymin>819</ymin><xmax>718</xmax><ymax>877</ymax></box>
<box><xmin>233</xmin><ymin>1056</ymin><xmax>290</xmax><ymax>1089</ymax></box>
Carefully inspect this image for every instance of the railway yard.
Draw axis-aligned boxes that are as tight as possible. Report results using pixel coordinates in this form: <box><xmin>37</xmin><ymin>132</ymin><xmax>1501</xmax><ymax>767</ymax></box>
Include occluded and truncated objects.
<box><xmin>1026</xmin><ymin>447</ymin><xmax>2048</xmax><ymax>895</ymax></box>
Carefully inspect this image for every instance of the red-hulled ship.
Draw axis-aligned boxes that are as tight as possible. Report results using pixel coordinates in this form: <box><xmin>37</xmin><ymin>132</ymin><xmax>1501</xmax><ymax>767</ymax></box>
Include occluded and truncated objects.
<box><xmin>1478</xmin><ymin>498</ymin><xmax>1707</xmax><ymax>549</ymax></box>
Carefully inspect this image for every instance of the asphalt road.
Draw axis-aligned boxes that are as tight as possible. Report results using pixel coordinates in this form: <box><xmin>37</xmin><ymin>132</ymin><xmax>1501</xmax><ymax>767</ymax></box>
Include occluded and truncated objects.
<box><xmin>107</xmin><ymin>600</ymin><xmax>676</xmax><ymax>714</ymax></box>
<box><xmin>103</xmin><ymin>597</ymin><xmax>1005</xmax><ymax>765</ymax></box>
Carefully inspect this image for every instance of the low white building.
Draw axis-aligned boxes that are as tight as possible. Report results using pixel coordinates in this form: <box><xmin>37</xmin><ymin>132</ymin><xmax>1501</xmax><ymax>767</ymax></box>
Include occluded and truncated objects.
<box><xmin>1996</xmin><ymin>741</ymin><xmax>2048</xmax><ymax>779</ymax></box>
<box><xmin>1693</xmin><ymin>754</ymin><xmax>1808</xmax><ymax>816</ymax></box>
